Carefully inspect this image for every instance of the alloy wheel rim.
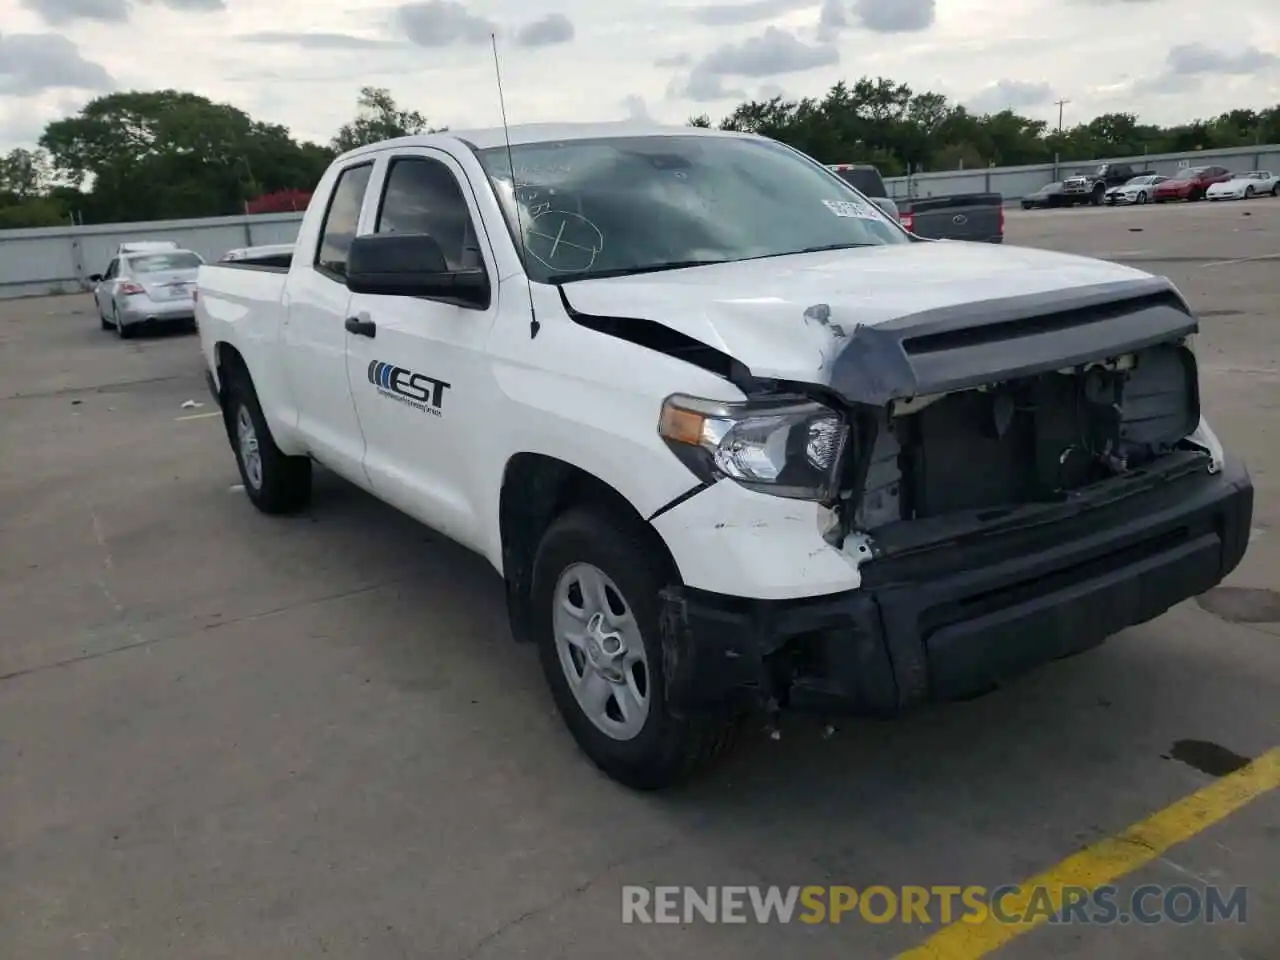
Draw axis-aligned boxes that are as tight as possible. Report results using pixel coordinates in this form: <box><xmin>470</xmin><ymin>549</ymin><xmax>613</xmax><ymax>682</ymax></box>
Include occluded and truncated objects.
<box><xmin>551</xmin><ymin>562</ymin><xmax>651</xmax><ymax>741</ymax></box>
<box><xmin>236</xmin><ymin>405</ymin><xmax>263</xmax><ymax>490</ymax></box>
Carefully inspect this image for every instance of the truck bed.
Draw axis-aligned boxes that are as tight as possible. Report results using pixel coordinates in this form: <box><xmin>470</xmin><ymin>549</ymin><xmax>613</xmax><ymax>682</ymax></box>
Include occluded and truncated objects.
<box><xmin>195</xmin><ymin>261</ymin><xmax>291</xmax><ymax>378</ymax></box>
<box><xmin>899</xmin><ymin>193</ymin><xmax>1004</xmax><ymax>243</ymax></box>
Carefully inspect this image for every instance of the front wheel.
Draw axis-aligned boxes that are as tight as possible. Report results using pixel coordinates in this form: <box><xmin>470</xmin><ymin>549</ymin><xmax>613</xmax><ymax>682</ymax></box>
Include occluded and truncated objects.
<box><xmin>224</xmin><ymin>368</ymin><xmax>312</xmax><ymax>514</ymax></box>
<box><xmin>1245</xmin><ymin>186</ymin><xmax>1255</xmax><ymax>199</ymax></box>
<box><xmin>1137</xmin><ymin>191</ymin><xmax>1147</xmax><ymax>205</ymax></box>
<box><xmin>531</xmin><ymin>505</ymin><xmax>742</xmax><ymax>790</ymax></box>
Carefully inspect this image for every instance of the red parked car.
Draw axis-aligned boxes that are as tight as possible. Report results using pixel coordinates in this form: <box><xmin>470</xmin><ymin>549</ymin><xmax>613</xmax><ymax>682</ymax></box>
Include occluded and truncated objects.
<box><xmin>1153</xmin><ymin>165</ymin><xmax>1233</xmax><ymax>203</ymax></box>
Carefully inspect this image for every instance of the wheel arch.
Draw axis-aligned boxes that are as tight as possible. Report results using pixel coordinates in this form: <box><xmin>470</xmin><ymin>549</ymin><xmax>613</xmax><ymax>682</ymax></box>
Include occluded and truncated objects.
<box><xmin>498</xmin><ymin>452</ymin><xmax>682</xmax><ymax>643</ymax></box>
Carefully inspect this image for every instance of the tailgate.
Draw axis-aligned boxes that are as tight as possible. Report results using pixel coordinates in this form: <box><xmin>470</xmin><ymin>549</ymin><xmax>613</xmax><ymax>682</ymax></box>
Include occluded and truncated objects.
<box><xmin>901</xmin><ymin>194</ymin><xmax>1003</xmax><ymax>242</ymax></box>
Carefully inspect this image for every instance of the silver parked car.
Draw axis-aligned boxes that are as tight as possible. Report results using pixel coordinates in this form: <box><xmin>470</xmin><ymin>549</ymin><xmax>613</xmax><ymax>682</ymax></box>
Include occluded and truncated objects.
<box><xmin>90</xmin><ymin>249</ymin><xmax>205</xmax><ymax>338</ymax></box>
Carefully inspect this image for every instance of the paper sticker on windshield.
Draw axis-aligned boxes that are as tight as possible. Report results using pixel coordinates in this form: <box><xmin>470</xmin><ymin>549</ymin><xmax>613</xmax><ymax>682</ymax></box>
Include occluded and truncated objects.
<box><xmin>822</xmin><ymin>199</ymin><xmax>878</xmax><ymax>219</ymax></box>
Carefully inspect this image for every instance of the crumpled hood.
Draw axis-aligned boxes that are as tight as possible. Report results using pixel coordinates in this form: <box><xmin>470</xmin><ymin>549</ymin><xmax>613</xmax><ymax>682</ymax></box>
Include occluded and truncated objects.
<box><xmin>558</xmin><ymin>241</ymin><xmax>1159</xmax><ymax>383</ymax></box>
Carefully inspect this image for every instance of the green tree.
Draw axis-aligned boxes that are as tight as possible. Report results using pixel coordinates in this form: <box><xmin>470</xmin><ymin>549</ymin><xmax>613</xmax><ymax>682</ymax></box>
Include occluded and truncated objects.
<box><xmin>687</xmin><ymin>75</ymin><xmax>1280</xmax><ymax>175</ymax></box>
<box><xmin>0</xmin><ymin>148</ymin><xmax>52</xmax><ymax>199</ymax></box>
<box><xmin>331</xmin><ymin>87</ymin><xmax>439</xmax><ymax>152</ymax></box>
<box><xmin>40</xmin><ymin>90</ymin><xmax>332</xmax><ymax>224</ymax></box>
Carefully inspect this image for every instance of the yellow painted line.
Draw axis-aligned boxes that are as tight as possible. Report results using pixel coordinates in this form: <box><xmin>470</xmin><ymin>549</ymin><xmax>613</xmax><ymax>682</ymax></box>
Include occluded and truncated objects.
<box><xmin>175</xmin><ymin>411</ymin><xmax>221</xmax><ymax>421</ymax></box>
<box><xmin>898</xmin><ymin>746</ymin><xmax>1280</xmax><ymax>959</ymax></box>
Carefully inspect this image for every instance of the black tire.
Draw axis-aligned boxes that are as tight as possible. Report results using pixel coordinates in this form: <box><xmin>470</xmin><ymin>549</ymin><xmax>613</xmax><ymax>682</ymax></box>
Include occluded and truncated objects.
<box><xmin>531</xmin><ymin>505</ymin><xmax>743</xmax><ymax>790</ymax></box>
<box><xmin>1189</xmin><ymin>188</ymin><xmax>1204</xmax><ymax>202</ymax></box>
<box><xmin>114</xmin><ymin>306</ymin><xmax>133</xmax><ymax>339</ymax></box>
<box><xmin>1090</xmin><ymin>185</ymin><xmax>1104</xmax><ymax>206</ymax></box>
<box><xmin>223</xmin><ymin>365</ymin><xmax>311</xmax><ymax>514</ymax></box>
<box><xmin>1137</xmin><ymin>191</ymin><xmax>1147</xmax><ymax>205</ymax></box>
<box><xmin>1272</xmin><ymin>184</ymin><xmax>1278</xmax><ymax>197</ymax></box>
<box><xmin>1245</xmin><ymin>186</ymin><xmax>1255</xmax><ymax>199</ymax></box>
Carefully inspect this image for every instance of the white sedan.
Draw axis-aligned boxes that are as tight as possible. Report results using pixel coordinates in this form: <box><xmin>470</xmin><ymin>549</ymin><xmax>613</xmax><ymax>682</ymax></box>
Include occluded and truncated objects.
<box><xmin>1104</xmin><ymin>174</ymin><xmax>1167</xmax><ymax>205</ymax></box>
<box><xmin>1206</xmin><ymin>171</ymin><xmax>1279</xmax><ymax>200</ymax></box>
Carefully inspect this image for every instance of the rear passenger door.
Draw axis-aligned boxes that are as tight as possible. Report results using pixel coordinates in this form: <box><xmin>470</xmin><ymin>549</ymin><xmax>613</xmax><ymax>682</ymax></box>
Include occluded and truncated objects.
<box><xmin>280</xmin><ymin>160</ymin><xmax>375</xmax><ymax>485</ymax></box>
<box><xmin>344</xmin><ymin>149</ymin><xmax>501</xmax><ymax>553</ymax></box>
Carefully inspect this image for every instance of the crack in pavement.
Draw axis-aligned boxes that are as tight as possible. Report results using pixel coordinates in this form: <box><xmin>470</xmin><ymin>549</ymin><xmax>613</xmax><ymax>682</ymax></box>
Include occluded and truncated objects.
<box><xmin>0</xmin><ymin>580</ymin><xmax>399</xmax><ymax>685</ymax></box>
<box><xmin>1</xmin><ymin>373</ymin><xmax>195</xmax><ymax>403</ymax></box>
<box><xmin>452</xmin><ymin>836</ymin><xmax>679</xmax><ymax>960</ymax></box>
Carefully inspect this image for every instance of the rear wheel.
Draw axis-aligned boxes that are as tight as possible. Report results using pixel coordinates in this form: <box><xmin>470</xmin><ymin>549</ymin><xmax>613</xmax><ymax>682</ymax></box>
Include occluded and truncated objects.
<box><xmin>1090</xmin><ymin>184</ymin><xmax>1104</xmax><ymax>206</ymax></box>
<box><xmin>224</xmin><ymin>367</ymin><xmax>311</xmax><ymax>514</ymax></box>
<box><xmin>531</xmin><ymin>505</ymin><xmax>743</xmax><ymax>790</ymax></box>
<box><xmin>113</xmin><ymin>306</ymin><xmax>133</xmax><ymax>339</ymax></box>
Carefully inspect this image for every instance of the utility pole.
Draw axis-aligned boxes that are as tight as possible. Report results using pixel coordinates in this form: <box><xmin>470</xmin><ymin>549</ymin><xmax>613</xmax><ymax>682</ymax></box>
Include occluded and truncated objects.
<box><xmin>1054</xmin><ymin>98</ymin><xmax>1070</xmax><ymax>135</ymax></box>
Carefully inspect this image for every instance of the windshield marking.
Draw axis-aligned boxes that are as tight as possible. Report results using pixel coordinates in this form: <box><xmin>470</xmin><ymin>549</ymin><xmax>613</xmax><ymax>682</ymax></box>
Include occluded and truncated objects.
<box><xmin>476</xmin><ymin>134</ymin><xmax>907</xmax><ymax>284</ymax></box>
<box><xmin>822</xmin><ymin>198</ymin><xmax>879</xmax><ymax>219</ymax></box>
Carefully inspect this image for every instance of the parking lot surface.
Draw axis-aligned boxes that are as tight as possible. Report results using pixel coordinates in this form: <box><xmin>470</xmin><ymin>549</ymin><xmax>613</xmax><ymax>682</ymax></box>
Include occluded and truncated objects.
<box><xmin>2</xmin><ymin>200</ymin><xmax>1277</xmax><ymax>959</ymax></box>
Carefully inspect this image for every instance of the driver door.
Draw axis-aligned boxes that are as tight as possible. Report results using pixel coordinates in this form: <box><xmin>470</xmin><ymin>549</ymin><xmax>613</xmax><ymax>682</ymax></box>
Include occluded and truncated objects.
<box><xmin>343</xmin><ymin>148</ymin><xmax>502</xmax><ymax>554</ymax></box>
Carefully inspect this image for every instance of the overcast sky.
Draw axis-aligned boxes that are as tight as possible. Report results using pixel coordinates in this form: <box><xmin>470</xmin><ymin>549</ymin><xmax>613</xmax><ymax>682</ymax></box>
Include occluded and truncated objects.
<box><xmin>1</xmin><ymin>0</ymin><xmax>1277</xmax><ymax>152</ymax></box>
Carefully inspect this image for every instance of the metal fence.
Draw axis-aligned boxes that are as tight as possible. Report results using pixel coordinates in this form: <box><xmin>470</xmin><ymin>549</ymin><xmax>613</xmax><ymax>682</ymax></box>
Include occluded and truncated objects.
<box><xmin>3</xmin><ymin>141</ymin><xmax>1278</xmax><ymax>299</ymax></box>
<box><xmin>883</xmin><ymin>143</ymin><xmax>1280</xmax><ymax>201</ymax></box>
<box><xmin>0</xmin><ymin>212</ymin><xmax>305</xmax><ymax>300</ymax></box>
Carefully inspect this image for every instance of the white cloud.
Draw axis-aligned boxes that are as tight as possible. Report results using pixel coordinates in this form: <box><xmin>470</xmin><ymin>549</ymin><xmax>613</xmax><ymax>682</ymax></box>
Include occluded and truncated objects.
<box><xmin>515</xmin><ymin>12</ymin><xmax>574</xmax><ymax>47</ymax></box>
<box><xmin>967</xmin><ymin>78</ymin><xmax>1054</xmax><ymax>114</ymax></box>
<box><xmin>0</xmin><ymin>0</ymin><xmax>1277</xmax><ymax>152</ymax></box>
<box><xmin>0</xmin><ymin>32</ymin><xmax>115</xmax><ymax>95</ymax></box>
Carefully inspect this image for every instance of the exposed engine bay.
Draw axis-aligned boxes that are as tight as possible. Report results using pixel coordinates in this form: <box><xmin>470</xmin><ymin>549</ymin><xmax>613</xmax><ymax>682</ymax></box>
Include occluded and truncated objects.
<box><xmin>844</xmin><ymin>339</ymin><xmax>1202</xmax><ymax>533</ymax></box>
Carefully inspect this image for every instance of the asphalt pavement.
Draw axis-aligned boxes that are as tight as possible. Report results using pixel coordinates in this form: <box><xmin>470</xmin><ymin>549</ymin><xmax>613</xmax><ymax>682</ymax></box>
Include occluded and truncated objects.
<box><xmin>1</xmin><ymin>199</ymin><xmax>1277</xmax><ymax>959</ymax></box>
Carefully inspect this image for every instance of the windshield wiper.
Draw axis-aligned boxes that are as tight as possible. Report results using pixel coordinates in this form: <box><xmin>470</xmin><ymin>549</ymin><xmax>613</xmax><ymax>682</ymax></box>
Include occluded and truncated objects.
<box><xmin>547</xmin><ymin>260</ymin><xmax>729</xmax><ymax>283</ymax></box>
<box><xmin>793</xmin><ymin>242</ymin><xmax>879</xmax><ymax>254</ymax></box>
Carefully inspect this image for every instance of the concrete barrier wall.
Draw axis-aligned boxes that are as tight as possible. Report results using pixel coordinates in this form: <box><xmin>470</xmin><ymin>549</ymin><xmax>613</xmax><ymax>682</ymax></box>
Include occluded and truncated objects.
<box><xmin>0</xmin><ymin>212</ymin><xmax>305</xmax><ymax>299</ymax></box>
<box><xmin>2</xmin><ymin>141</ymin><xmax>1278</xmax><ymax>298</ymax></box>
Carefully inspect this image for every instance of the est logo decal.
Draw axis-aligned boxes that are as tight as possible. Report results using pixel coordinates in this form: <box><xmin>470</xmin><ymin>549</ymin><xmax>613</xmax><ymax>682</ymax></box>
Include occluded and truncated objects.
<box><xmin>366</xmin><ymin>360</ymin><xmax>451</xmax><ymax>417</ymax></box>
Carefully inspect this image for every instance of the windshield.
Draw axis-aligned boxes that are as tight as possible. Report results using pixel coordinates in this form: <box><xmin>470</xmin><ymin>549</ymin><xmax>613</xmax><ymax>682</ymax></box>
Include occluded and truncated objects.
<box><xmin>474</xmin><ymin>134</ymin><xmax>908</xmax><ymax>283</ymax></box>
<box><xmin>128</xmin><ymin>252</ymin><xmax>202</xmax><ymax>273</ymax></box>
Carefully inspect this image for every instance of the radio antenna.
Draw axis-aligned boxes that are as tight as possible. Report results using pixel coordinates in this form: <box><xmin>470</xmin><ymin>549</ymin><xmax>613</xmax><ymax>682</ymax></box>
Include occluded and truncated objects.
<box><xmin>491</xmin><ymin>32</ymin><xmax>539</xmax><ymax>339</ymax></box>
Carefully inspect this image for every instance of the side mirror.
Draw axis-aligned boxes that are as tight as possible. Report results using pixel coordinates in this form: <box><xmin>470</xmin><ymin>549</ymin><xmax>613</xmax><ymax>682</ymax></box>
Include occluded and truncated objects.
<box><xmin>346</xmin><ymin>232</ymin><xmax>490</xmax><ymax>309</ymax></box>
<box><xmin>87</xmin><ymin>273</ymin><xmax>103</xmax><ymax>283</ymax></box>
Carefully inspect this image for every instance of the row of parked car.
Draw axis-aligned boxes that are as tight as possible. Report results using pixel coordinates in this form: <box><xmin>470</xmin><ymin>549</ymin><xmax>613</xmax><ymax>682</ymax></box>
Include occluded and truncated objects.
<box><xmin>1021</xmin><ymin>161</ymin><xmax>1280</xmax><ymax>209</ymax></box>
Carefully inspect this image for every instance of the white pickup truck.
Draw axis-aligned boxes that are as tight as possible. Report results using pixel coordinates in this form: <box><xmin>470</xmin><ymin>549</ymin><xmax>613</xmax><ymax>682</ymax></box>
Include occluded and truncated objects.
<box><xmin>196</xmin><ymin>123</ymin><xmax>1253</xmax><ymax>789</ymax></box>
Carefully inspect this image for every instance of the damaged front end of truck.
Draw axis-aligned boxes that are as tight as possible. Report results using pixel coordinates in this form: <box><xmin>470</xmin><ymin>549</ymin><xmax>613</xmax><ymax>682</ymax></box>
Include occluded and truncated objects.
<box><xmin>817</xmin><ymin>277</ymin><xmax>1217</xmax><ymax>556</ymax></box>
<box><xmin>652</xmin><ymin>276</ymin><xmax>1253</xmax><ymax>721</ymax></box>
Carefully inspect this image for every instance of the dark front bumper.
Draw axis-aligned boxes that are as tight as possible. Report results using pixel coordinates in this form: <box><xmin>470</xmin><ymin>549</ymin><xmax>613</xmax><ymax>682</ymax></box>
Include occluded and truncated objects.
<box><xmin>660</xmin><ymin>455</ymin><xmax>1253</xmax><ymax>716</ymax></box>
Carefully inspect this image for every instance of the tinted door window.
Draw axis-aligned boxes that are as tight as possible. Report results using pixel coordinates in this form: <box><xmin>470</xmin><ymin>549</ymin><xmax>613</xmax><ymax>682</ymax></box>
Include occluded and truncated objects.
<box><xmin>375</xmin><ymin>157</ymin><xmax>481</xmax><ymax>271</ymax></box>
<box><xmin>316</xmin><ymin>163</ymin><xmax>373</xmax><ymax>278</ymax></box>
